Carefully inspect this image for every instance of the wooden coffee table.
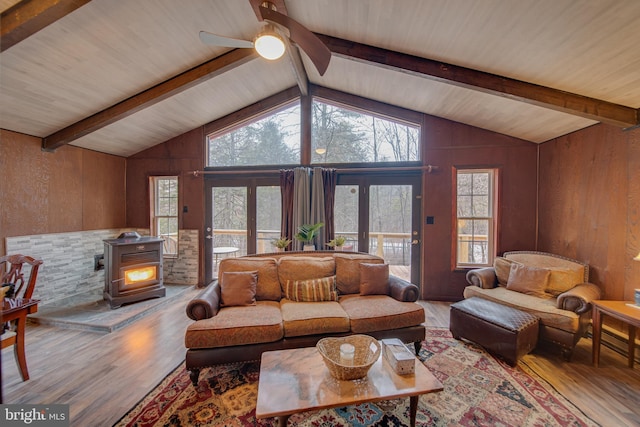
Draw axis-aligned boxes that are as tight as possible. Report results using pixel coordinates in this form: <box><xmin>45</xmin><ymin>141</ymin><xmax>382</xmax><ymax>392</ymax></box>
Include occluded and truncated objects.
<box><xmin>256</xmin><ymin>345</ymin><xmax>443</xmax><ymax>427</ymax></box>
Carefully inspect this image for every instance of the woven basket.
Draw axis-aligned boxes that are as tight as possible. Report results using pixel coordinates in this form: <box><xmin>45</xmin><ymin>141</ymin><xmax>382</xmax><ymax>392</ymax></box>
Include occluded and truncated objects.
<box><xmin>317</xmin><ymin>335</ymin><xmax>381</xmax><ymax>380</ymax></box>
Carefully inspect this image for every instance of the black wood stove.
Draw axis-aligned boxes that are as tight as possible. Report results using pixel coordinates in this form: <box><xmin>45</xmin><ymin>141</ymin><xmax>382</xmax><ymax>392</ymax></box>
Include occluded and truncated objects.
<box><xmin>103</xmin><ymin>232</ymin><xmax>165</xmax><ymax>309</ymax></box>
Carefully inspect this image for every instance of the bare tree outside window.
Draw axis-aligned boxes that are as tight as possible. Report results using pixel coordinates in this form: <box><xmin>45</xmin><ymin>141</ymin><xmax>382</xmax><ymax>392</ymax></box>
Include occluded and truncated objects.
<box><xmin>150</xmin><ymin>176</ymin><xmax>179</xmax><ymax>257</ymax></box>
<box><xmin>312</xmin><ymin>100</ymin><xmax>420</xmax><ymax>163</ymax></box>
<box><xmin>456</xmin><ymin>170</ymin><xmax>495</xmax><ymax>267</ymax></box>
<box><xmin>207</xmin><ymin>103</ymin><xmax>300</xmax><ymax>167</ymax></box>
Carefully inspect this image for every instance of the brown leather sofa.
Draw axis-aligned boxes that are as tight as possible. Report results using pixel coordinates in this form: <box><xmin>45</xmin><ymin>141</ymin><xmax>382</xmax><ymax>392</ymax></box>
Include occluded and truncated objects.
<box><xmin>185</xmin><ymin>251</ymin><xmax>424</xmax><ymax>385</ymax></box>
<box><xmin>464</xmin><ymin>251</ymin><xmax>601</xmax><ymax>359</ymax></box>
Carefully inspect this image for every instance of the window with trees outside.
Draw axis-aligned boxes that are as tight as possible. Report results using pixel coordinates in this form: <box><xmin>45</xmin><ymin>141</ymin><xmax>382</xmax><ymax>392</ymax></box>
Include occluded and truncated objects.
<box><xmin>150</xmin><ymin>176</ymin><xmax>179</xmax><ymax>257</ymax></box>
<box><xmin>312</xmin><ymin>100</ymin><xmax>420</xmax><ymax>163</ymax></box>
<box><xmin>456</xmin><ymin>169</ymin><xmax>496</xmax><ymax>267</ymax></box>
<box><xmin>207</xmin><ymin>102</ymin><xmax>300</xmax><ymax>167</ymax></box>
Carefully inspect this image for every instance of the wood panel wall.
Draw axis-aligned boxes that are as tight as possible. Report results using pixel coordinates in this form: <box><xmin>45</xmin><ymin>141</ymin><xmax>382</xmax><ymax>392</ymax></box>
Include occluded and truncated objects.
<box><xmin>0</xmin><ymin>129</ymin><xmax>126</xmax><ymax>256</ymax></box>
<box><xmin>421</xmin><ymin>116</ymin><xmax>538</xmax><ymax>300</ymax></box>
<box><xmin>126</xmin><ymin>127</ymin><xmax>205</xmax><ymax>284</ymax></box>
<box><xmin>538</xmin><ymin>124</ymin><xmax>640</xmax><ymax>301</ymax></box>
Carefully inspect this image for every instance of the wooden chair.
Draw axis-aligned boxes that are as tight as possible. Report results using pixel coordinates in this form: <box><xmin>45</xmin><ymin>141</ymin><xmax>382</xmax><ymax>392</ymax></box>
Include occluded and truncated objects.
<box><xmin>1</xmin><ymin>254</ymin><xmax>43</xmax><ymax>381</ymax></box>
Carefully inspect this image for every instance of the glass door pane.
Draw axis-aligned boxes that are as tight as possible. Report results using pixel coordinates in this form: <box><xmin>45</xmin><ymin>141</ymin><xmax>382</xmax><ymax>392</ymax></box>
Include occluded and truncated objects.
<box><xmin>369</xmin><ymin>185</ymin><xmax>412</xmax><ymax>281</ymax></box>
<box><xmin>256</xmin><ymin>186</ymin><xmax>282</xmax><ymax>253</ymax></box>
<box><xmin>211</xmin><ymin>187</ymin><xmax>247</xmax><ymax>275</ymax></box>
<box><xmin>334</xmin><ymin>185</ymin><xmax>359</xmax><ymax>251</ymax></box>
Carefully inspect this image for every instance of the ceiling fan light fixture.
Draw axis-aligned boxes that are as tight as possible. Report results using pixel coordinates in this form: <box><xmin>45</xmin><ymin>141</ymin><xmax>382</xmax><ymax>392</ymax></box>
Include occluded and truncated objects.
<box><xmin>254</xmin><ymin>29</ymin><xmax>285</xmax><ymax>60</ymax></box>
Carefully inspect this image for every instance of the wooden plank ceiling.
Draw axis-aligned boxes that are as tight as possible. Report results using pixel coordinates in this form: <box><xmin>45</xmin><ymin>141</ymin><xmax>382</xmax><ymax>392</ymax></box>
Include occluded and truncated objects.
<box><xmin>1</xmin><ymin>0</ymin><xmax>639</xmax><ymax>157</ymax></box>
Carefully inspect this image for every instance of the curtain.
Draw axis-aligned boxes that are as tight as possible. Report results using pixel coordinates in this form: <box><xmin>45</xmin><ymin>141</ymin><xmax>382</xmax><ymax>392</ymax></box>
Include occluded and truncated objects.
<box><xmin>292</xmin><ymin>168</ymin><xmax>311</xmax><ymax>250</ymax></box>
<box><xmin>279</xmin><ymin>169</ymin><xmax>295</xmax><ymax>248</ymax></box>
<box><xmin>322</xmin><ymin>168</ymin><xmax>337</xmax><ymax>246</ymax></box>
<box><xmin>310</xmin><ymin>167</ymin><xmax>325</xmax><ymax>248</ymax></box>
<box><xmin>280</xmin><ymin>167</ymin><xmax>336</xmax><ymax>251</ymax></box>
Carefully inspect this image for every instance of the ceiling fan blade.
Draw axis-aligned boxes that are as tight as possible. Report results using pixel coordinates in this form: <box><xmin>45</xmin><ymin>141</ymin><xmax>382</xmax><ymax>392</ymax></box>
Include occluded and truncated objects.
<box><xmin>199</xmin><ymin>31</ymin><xmax>253</xmax><ymax>49</ymax></box>
<box><xmin>259</xmin><ymin>6</ymin><xmax>331</xmax><ymax>76</ymax></box>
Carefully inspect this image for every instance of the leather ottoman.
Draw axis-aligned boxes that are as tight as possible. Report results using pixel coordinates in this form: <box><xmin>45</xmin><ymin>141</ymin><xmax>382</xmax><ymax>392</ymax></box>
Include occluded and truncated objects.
<box><xmin>450</xmin><ymin>297</ymin><xmax>539</xmax><ymax>366</ymax></box>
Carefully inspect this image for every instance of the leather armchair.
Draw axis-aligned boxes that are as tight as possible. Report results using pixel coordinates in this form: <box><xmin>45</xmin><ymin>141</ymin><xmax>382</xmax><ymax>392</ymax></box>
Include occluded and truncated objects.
<box><xmin>464</xmin><ymin>251</ymin><xmax>602</xmax><ymax>360</ymax></box>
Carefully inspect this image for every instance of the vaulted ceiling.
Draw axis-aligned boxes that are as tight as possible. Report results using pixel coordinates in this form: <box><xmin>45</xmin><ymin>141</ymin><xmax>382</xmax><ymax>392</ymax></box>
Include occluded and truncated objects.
<box><xmin>1</xmin><ymin>0</ymin><xmax>639</xmax><ymax>157</ymax></box>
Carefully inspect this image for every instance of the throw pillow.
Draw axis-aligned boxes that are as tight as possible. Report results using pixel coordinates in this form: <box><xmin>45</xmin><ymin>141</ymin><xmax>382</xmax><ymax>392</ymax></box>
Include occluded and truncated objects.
<box><xmin>506</xmin><ymin>263</ymin><xmax>550</xmax><ymax>298</ymax></box>
<box><xmin>360</xmin><ymin>263</ymin><xmax>389</xmax><ymax>296</ymax></box>
<box><xmin>494</xmin><ymin>257</ymin><xmax>519</xmax><ymax>286</ymax></box>
<box><xmin>220</xmin><ymin>271</ymin><xmax>258</xmax><ymax>307</ymax></box>
<box><xmin>283</xmin><ymin>276</ymin><xmax>338</xmax><ymax>302</ymax></box>
<box><xmin>547</xmin><ymin>268</ymin><xmax>584</xmax><ymax>296</ymax></box>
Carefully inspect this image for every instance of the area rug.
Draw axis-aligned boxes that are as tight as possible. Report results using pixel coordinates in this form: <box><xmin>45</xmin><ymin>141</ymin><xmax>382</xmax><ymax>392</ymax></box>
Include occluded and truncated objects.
<box><xmin>114</xmin><ymin>328</ymin><xmax>599</xmax><ymax>426</ymax></box>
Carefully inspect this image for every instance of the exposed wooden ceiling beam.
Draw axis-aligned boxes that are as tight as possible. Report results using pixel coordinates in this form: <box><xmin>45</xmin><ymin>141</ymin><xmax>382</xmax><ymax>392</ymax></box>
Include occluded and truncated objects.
<box><xmin>1</xmin><ymin>0</ymin><xmax>91</xmax><ymax>52</ymax></box>
<box><xmin>43</xmin><ymin>48</ymin><xmax>257</xmax><ymax>151</ymax></box>
<box><xmin>317</xmin><ymin>34</ymin><xmax>639</xmax><ymax>129</ymax></box>
<box><xmin>280</xmin><ymin>29</ymin><xmax>308</xmax><ymax>96</ymax></box>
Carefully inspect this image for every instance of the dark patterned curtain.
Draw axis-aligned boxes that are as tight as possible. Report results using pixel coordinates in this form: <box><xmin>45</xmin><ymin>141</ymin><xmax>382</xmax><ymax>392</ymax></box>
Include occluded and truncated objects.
<box><xmin>280</xmin><ymin>167</ymin><xmax>336</xmax><ymax>250</ymax></box>
<box><xmin>279</xmin><ymin>169</ymin><xmax>295</xmax><ymax>246</ymax></box>
<box><xmin>322</xmin><ymin>168</ymin><xmax>337</xmax><ymax>245</ymax></box>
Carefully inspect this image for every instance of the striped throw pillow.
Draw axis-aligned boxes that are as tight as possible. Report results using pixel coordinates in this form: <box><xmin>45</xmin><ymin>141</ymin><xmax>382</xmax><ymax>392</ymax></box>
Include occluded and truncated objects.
<box><xmin>284</xmin><ymin>276</ymin><xmax>338</xmax><ymax>302</ymax></box>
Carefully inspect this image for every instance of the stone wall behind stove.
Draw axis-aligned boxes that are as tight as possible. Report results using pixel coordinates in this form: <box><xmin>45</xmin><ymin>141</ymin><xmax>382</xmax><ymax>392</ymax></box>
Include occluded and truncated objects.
<box><xmin>5</xmin><ymin>229</ymin><xmax>199</xmax><ymax>306</ymax></box>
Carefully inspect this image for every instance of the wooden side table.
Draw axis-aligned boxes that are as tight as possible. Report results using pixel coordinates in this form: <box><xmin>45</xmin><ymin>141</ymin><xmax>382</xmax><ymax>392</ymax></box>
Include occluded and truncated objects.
<box><xmin>592</xmin><ymin>300</ymin><xmax>640</xmax><ymax>368</ymax></box>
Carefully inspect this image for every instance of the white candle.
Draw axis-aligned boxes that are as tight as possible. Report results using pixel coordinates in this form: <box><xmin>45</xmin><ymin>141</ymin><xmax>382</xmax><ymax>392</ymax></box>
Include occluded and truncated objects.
<box><xmin>340</xmin><ymin>343</ymin><xmax>355</xmax><ymax>361</ymax></box>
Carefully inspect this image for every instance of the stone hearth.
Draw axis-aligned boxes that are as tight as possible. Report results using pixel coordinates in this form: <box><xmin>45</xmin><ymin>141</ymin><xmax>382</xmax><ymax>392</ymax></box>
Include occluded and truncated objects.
<box><xmin>29</xmin><ymin>284</ymin><xmax>192</xmax><ymax>333</ymax></box>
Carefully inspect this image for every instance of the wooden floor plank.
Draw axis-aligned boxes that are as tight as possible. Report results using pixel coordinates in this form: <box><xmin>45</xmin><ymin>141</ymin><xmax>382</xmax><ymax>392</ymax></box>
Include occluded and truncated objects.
<box><xmin>1</xmin><ymin>296</ymin><xmax>639</xmax><ymax>426</ymax></box>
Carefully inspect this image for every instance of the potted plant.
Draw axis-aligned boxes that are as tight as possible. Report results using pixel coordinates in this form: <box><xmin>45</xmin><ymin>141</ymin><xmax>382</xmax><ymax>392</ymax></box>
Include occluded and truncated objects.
<box><xmin>271</xmin><ymin>237</ymin><xmax>292</xmax><ymax>252</ymax></box>
<box><xmin>294</xmin><ymin>222</ymin><xmax>324</xmax><ymax>251</ymax></box>
<box><xmin>327</xmin><ymin>235</ymin><xmax>347</xmax><ymax>251</ymax></box>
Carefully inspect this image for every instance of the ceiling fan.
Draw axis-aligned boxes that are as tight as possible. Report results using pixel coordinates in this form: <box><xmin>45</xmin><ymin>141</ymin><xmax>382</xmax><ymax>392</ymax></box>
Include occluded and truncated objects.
<box><xmin>199</xmin><ymin>0</ymin><xmax>331</xmax><ymax>76</ymax></box>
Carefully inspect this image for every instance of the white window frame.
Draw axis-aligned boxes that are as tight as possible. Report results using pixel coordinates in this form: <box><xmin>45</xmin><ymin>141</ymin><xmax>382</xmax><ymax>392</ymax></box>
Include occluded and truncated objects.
<box><xmin>455</xmin><ymin>168</ymin><xmax>497</xmax><ymax>268</ymax></box>
<box><xmin>150</xmin><ymin>176</ymin><xmax>179</xmax><ymax>258</ymax></box>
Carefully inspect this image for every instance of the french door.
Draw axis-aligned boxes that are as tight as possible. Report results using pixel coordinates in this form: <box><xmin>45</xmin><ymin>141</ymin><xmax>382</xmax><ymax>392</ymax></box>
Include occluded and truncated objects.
<box><xmin>336</xmin><ymin>173</ymin><xmax>422</xmax><ymax>285</ymax></box>
<box><xmin>204</xmin><ymin>175</ymin><xmax>280</xmax><ymax>282</ymax></box>
<box><xmin>204</xmin><ymin>172</ymin><xmax>422</xmax><ymax>288</ymax></box>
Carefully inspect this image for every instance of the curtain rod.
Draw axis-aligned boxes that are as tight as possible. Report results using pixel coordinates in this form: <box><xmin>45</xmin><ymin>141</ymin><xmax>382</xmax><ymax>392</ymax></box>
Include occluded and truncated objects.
<box><xmin>188</xmin><ymin>165</ymin><xmax>439</xmax><ymax>177</ymax></box>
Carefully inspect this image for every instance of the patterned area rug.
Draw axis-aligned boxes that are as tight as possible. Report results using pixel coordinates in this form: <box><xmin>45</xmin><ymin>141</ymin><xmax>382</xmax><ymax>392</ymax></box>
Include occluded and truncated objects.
<box><xmin>114</xmin><ymin>328</ymin><xmax>599</xmax><ymax>426</ymax></box>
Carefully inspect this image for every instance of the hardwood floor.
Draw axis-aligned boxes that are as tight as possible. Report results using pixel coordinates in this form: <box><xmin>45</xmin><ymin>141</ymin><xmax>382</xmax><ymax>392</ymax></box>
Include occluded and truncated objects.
<box><xmin>2</xmin><ymin>295</ymin><xmax>639</xmax><ymax>426</ymax></box>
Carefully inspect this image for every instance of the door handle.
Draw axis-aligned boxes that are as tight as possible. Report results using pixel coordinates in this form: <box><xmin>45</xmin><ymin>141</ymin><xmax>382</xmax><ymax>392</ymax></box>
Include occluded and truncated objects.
<box><xmin>411</xmin><ymin>240</ymin><xmax>419</xmax><ymax>245</ymax></box>
<box><xmin>205</xmin><ymin>235</ymin><xmax>213</xmax><ymax>239</ymax></box>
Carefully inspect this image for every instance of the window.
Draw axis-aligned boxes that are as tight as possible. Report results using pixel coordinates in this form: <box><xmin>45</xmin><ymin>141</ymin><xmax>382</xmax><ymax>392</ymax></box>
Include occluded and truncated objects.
<box><xmin>455</xmin><ymin>169</ymin><xmax>496</xmax><ymax>267</ymax></box>
<box><xmin>150</xmin><ymin>176</ymin><xmax>179</xmax><ymax>257</ymax></box>
<box><xmin>312</xmin><ymin>99</ymin><xmax>420</xmax><ymax>164</ymax></box>
<box><xmin>207</xmin><ymin>102</ymin><xmax>300</xmax><ymax>167</ymax></box>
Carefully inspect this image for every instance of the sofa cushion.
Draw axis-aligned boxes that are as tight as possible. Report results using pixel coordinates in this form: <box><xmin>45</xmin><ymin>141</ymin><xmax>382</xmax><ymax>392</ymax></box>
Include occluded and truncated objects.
<box><xmin>506</xmin><ymin>263</ymin><xmax>551</xmax><ymax>298</ymax></box>
<box><xmin>280</xmin><ymin>299</ymin><xmax>350</xmax><ymax>337</ymax></box>
<box><xmin>277</xmin><ymin>256</ymin><xmax>335</xmax><ymax>287</ymax></box>
<box><xmin>463</xmin><ymin>285</ymin><xmax>581</xmax><ymax>333</ymax></box>
<box><xmin>283</xmin><ymin>276</ymin><xmax>338</xmax><ymax>302</ymax></box>
<box><xmin>218</xmin><ymin>257</ymin><xmax>281</xmax><ymax>301</ymax></box>
<box><xmin>359</xmin><ymin>263</ymin><xmax>389</xmax><ymax>295</ymax></box>
<box><xmin>339</xmin><ymin>294</ymin><xmax>425</xmax><ymax>333</ymax></box>
<box><xmin>335</xmin><ymin>254</ymin><xmax>384</xmax><ymax>295</ymax></box>
<box><xmin>185</xmin><ymin>301</ymin><xmax>283</xmax><ymax>349</ymax></box>
<box><xmin>220</xmin><ymin>271</ymin><xmax>257</xmax><ymax>307</ymax></box>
